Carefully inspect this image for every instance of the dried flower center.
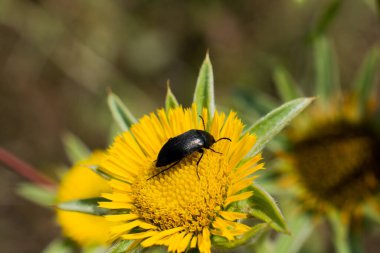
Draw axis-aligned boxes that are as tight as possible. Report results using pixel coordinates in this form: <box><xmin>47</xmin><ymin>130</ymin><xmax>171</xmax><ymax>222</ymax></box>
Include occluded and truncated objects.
<box><xmin>292</xmin><ymin>122</ymin><xmax>380</xmax><ymax>208</ymax></box>
<box><xmin>132</xmin><ymin>149</ymin><xmax>230</xmax><ymax>233</ymax></box>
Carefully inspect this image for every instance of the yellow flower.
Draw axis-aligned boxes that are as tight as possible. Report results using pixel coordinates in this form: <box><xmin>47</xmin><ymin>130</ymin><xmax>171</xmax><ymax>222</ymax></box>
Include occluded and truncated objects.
<box><xmin>99</xmin><ymin>104</ymin><xmax>263</xmax><ymax>253</ymax></box>
<box><xmin>279</xmin><ymin>94</ymin><xmax>380</xmax><ymax>221</ymax></box>
<box><xmin>56</xmin><ymin>151</ymin><xmax>113</xmax><ymax>246</ymax></box>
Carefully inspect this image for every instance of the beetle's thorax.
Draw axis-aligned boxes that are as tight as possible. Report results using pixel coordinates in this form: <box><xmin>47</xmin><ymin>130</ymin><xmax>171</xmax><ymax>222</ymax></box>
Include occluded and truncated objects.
<box><xmin>196</xmin><ymin>130</ymin><xmax>215</xmax><ymax>148</ymax></box>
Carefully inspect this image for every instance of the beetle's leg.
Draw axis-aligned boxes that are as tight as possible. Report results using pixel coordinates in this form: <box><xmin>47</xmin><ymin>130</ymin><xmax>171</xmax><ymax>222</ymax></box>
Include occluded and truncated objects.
<box><xmin>196</xmin><ymin>149</ymin><xmax>204</xmax><ymax>179</ymax></box>
<box><xmin>147</xmin><ymin>160</ymin><xmax>181</xmax><ymax>180</ymax></box>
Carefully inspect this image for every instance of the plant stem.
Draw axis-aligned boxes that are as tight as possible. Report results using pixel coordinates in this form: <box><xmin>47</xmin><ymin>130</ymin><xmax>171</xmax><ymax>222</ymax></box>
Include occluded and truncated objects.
<box><xmin>0</xmin><ymin>147</ymin><xmax>56</xmax><ymax>189</ymax></box>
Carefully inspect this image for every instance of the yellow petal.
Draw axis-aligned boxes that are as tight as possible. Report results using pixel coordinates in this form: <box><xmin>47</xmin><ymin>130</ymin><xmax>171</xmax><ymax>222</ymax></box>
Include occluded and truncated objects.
<box><xmin>177</xmin><ymin>233</ymin><xmax>193</xmax><ymax>253</ymax></box>
<box><xmin>190</xmin><ymin>236</ymin><xmax>197</xmax><ymax>248</ymax></box>
<box><xmin>228</xmin><ymin>178</ymin><xmax>252</xmax><ymax>196</ymax></box>
<box><xmin>168</xmin><ymin>232</ymin><xmax>186</xmax><ymax>252</ymax></box>
<box><xmin>224</xmin><ymin>191</ymin><xmax>254</xmax><ymax>206</ymax></box>
<box><xmin>98</xmin><ymin>201</ymin><xmax>133</xmax><ymax>209</ymax></box>
<box><xmin>202</xmin><ymin>227</ymin><xmax>211</xmax><ymax>253</ymax></box>
<box><xmin>105</xmin><ymin>213</ymin><xmax>139</xmax><ymax>222</ymax></box>
<box><xmin>141</xmin><ymin>227</ymin><xmax>184</xmax><ymax>247</ymax></box>
<box><xmin>101</xmin><ymin>193</ymin><xmax>133</xmax><ymax>202</ymax></box>
<box><xmin>109</xmin><ymin>179</ymin><xmax>131</xmax><ymax>192</ymax></box>
<box><xmin>219</xmin><ymin>211</ymin><xmax>247</xmax><ymax>221</ymax></box>
<box><xmin>122</xmin><ymin>230</ymin><xmax>158</xmax><ymax>240</ymax></box>
<box><xmin>111</xmin><ymin>220</ymin><xmax>156</xmax><ymax>235</ymax></box>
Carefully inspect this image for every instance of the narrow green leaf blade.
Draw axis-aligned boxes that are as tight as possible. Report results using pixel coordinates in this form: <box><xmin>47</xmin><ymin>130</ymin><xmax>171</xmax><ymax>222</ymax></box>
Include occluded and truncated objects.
<box><xmin>246</xmin><ymin>97</ymin><xmax>314</xmax><ymax>157</ymax></box>
<box><xmin>193</xmin><ymin>53</ymin><xmax>215</xmax><ymax>117</ymax></box>
<box><xmin>328</xmin><ymin>210</ymin><xmax>350</xmax><ymax>253</ymax></box>
<box><xmin>238</xmin><ymin>88</ymin><xmax>279</xmax><ymax>115</ymax></box>
<box><xmin>165</xmin><ymin>82</ymin><xmax>179</xmax><ymax>111</ymax></box>
<box><xmin>57</xmin><ymin>197</ymin><xmax>110</xmax><ymax>216</ymax></box>
<box><xmin>16</xmin><ymin>182</ymin><xmax>56</xmax><ymax>206</ymax></box>
<box><xmin>108</xmin><ymin>92</ymin><xmax>137</xmax><ymax>132</ymax></box>
<box><xmin>106</xmin><ymin>240</ymin><xmax>142</xmax><ymax>253</ymax></box>
<box><xmin>42</xmin><ymin>238</ymin><xmax>75</xmax><ymax>253</ymax></box>
<box><xmin>87</xmin><ymin>165</ymin><xmax>113</xmax><ymax>181</ymax></box>
<box><xmin>274</xmin><ymin>213</ymin><xmax>314</xmax><ymax>253</ymax></box>
<box><xmin>81</xmin><ymin>245</ymin><xmax>108</xmax><ymax>253</ymax></box>
<box><xmin>307</xmin><ymin>0</ymin><xmax>342</xmax><ymax>41</ymax></box>
<box><xmin>143</xmin><ymin>246</ymin><xmax>168</xmax><ymax>252</ymax></box>
<box><xmin>273</xmin><ymin>65</ymin><xmax>301</xmax><ymax>101</ymax></box>
<box><xmin>213</xmin><ymin>223</ymin><xmax>269</xmax><ymax>248</ymax></box>
<box><xmin>238</xmin><ymin>185</ymin><xmax>288</xmax><ymax>233</ymax></box>
<box><xmin>62</xmin><ymin>132</ymin><xmax>91</xmax><ymax>164</ymax></box>
<box><xmin>353</xmin><ymin>47</ymin><xmax>380</xmax><ymax>116</ymax></box>
<box><xmin>314</xmin><ymin>37</ymin><xmax>340</xmax><ymax>103</ymax></box>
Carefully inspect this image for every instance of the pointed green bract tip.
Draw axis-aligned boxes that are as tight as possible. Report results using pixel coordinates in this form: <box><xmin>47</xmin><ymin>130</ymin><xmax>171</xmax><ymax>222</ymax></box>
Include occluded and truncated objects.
<box><xmin>61</xmin><ymin>131</ymin><xmax>90</xmax><ymax>164</ymax></box>
<box><xmin>205</xmin><ymin>50</ymin><xmax>211</xmax><ymax>62</ymax></box>
<box><xmin>57</xmin><ymin>197</ymin><xmax>110</xmax><ymax>216</ymax></box>
<box><xmin>107</xmin><ymin>91</ymin><xmax>137</xmax><ymax>132</ymax></box>
<box><xmin>353</xmin><ymin>47</ymin><xmax>380</xmax><ymax>117</ymax></box>
<box><xmin>273</xmin><ymin>64</ymin><xmax>301</xmax><ymax>102</ymax></box>
<box><xmin>193</xmin><ymin>52</ymin><xmax>215</xmax><ymax>118</ymax></box>
<box><xmin>246</xmin><ymin>97</ymin><xmax>314</xmax><ymax>157</ymax></box>
<box><xmin>165</xmin><ymin>80</ymin><xmax>179</xmax><ymax>111</ymax></box>
<box><xmin>313</xmin><ymin>37</ymin><xmax>340</xmax><ymax>105</ymax></box>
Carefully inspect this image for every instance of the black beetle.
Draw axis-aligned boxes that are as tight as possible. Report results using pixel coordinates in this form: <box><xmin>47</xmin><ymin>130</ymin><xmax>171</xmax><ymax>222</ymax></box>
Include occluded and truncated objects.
<box><xmin>148</xmin><ymin>116</ymin><xmax>231</xmax><ymax>180</ymax></box>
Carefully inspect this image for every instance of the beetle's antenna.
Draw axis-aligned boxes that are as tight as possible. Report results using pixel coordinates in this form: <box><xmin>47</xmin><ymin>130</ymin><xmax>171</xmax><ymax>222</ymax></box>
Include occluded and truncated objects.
<box><xmin>199</xmin><ymin>115</ymin><xmax>206</xmax><ymax>130</ymax></box>
<box><xmin>215</xmin><ymin>137</ymin><xmax>232</xmax><ymax>143</ymax></box>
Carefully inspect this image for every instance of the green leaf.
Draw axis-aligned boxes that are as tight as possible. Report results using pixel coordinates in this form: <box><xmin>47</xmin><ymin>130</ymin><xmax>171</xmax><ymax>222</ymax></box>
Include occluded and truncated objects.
<box><xmin>238</xmin><ymin>184</ymin><xmax>288</xmax><ymax>234</ymax></box>
<box><xmin>307</xmin><ymin>0</ymin><xmax>342</xmax><ymax>42</ymax></box>
<box><xmin>273</xmin><ymin>213</ymin><xmax>314</xmax><ymax>253</ymax></box>
<box><xmin>362</xmin><ymin>0</ymin><xmax>378</xmax><ymax>12</ymax></box>
<box><xmin>62</xmin><ymin>132</ymin><xmax>91</xmax><ymax>164</ymax></box>
<box><xmin>87</xmin><ymin>165</ymin><xmax>113</xmax><ymax>181</ymax></box>
<box><xmin>42</xmin><ymin>238</ymin><xmax>75</xmax><ymax>253</ymax></box>
<box><xmin>165</xmin><ymin>82</ymin><xmax>179</xmax><ymax>111</ymax></box>
<box><xmin>107</xmin><ymin>240</ymin><xmax>142</xmax><ymax>253</ymax></box>
<box><xmin>349</xmin><ymin>232</ymin><xmax>365</xmax><ymax>253</ymax></box>
<box><xmin>273</xmin><ymin>65</ymin><xmax>301</xmax><ymax>101</ymax></box>
<box><xmin>87</xmin><ymin>165</ymin><xmax>129</xmax><ymax>183</ymax></box>
<box><xmin>108</xmin><ymin>91</ymin><xmax>137</xmax><ymax>132</ymax></box>
<box><xmin>213</xmin><ymin>223</ymin><xmax>269</xmax><ymax>248</ymax></box>
<box><xmin>16</xmin><ymin>182</ymin><xmax>56</xmax><ymax>206</ymax></box>
<box><xmin>328</xmin><ymin>210</ymin><xmax>350</xmax><ymax>253</ymax></box>
<box><xmin>314</xmin><ymin>37</ymin><xmax>340</xmax><ymax>104</ymax></box>
<box><xmin>108</xmin><ymin>123</ymin><xmax>121</xmax><ymax>144</ymax></box>
<box><xmin>363</xmin><ymin>203</ymin><xmax>380</xmax><ymax>225</ymax></box>
<box><xmin>142</xmin><ymin>246</ymin><xmax>168</xmax><ymax>253</ymax></box>
<box><xmin>57</xmin><ymin>197</ymin><xmax>111</xmax><ymax>216</ymax></box>
<box><xmin>193</xmin><ymin>52</ymin><xmax>215</xmax><ymax>118</ymax></box>
<box><xmin>245</xmin><ymin>97</ymin><xmax>314</xmax><ymax>157</ymax></box>
<box><xmin>254</xmin><ymin>230</ymin><xmax>274</xmax><ymax>253</ymax></box>
<box><xmin>353</xmin><ymin>47</ymin><xmax>380</xmax><ymax>116</ymax></box>
<box><xmin>81</xmin><ymin>245</ymin><xmax>108</xmax><ymax>253</ymax></box>
<box><xmin>234</xmin><ymin>88</ymin><xmax>278</xmax><ymax>116</ymax></box>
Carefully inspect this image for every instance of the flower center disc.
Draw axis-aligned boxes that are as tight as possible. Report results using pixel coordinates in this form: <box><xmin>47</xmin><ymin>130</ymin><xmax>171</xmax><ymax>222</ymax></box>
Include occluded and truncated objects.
<box><xmin>132</xmin><ymin>150</ymin><xmax>230</xmax><ymax>233</ymax></box>
<box><xmin>292</xmin><ymin>122</ymin><xmax>380</xmax><ymax>208</ymax></box>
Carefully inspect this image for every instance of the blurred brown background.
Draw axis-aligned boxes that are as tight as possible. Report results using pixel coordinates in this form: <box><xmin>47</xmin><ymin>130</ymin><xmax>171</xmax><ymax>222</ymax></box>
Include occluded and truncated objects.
<box><xmin>0</xmin><ymin>0</ymin><xmax>379</xmax><ymax>252</ymax></box>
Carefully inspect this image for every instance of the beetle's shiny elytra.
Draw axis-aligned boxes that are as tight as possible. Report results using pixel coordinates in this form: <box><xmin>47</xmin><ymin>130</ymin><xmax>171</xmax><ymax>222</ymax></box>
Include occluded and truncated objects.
<box><xmin>148</xmin><ymin>116</ymin><xmax>231</xmax><ymax>180</ymax></box>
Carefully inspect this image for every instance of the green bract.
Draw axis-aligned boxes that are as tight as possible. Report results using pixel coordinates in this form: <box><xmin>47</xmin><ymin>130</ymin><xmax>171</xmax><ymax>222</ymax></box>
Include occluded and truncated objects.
<box><xmin>108</xmin><ymin>91</ymin><xmax>137</xmax><ymax>132</ymax></box>
<box><xmin>61</xmin><ymin>132</ymin><xmax>91</xmax><ymax>164</ymax></box>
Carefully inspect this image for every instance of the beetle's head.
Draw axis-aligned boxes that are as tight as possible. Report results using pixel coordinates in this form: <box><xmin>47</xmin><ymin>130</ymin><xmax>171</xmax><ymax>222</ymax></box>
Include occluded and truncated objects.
<box><xmin>198</xmin><ymin>131</ymin><xmax>215</xmax><ymax>148</ymax></box>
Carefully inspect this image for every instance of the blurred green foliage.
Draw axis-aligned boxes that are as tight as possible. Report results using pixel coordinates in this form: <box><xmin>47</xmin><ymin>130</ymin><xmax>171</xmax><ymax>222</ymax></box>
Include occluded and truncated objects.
<box><xmin>0</xmin><ymin>0</ymin><xmax>378</xmax><ymax>166</ymax></box>
<box><xmin>0</xmin><ymin>0</ymin><xmax>379</xmax><ymax>251</ymax></box>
